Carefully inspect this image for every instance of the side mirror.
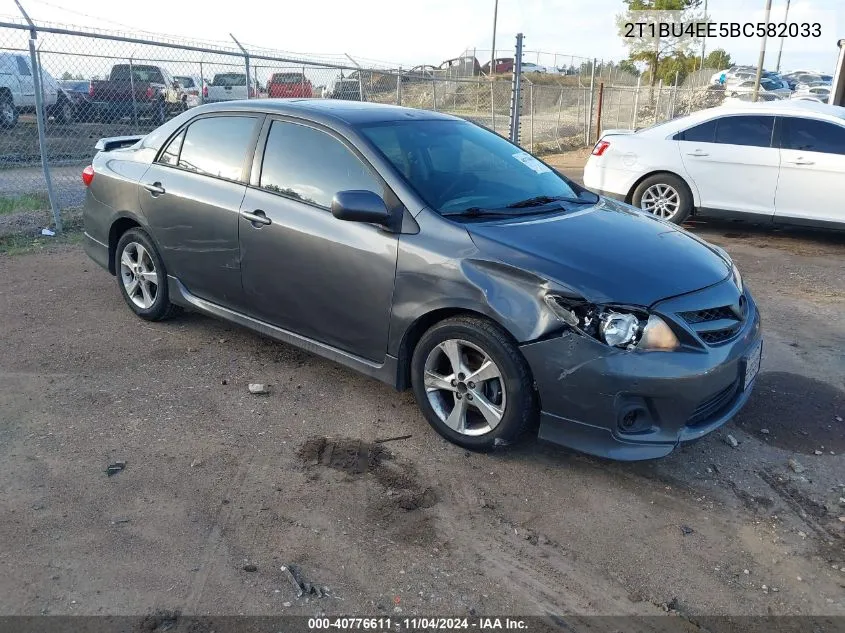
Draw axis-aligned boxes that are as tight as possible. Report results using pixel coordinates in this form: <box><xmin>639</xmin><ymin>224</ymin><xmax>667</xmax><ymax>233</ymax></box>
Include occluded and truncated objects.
<box><xmin>331</xmin><ymin>190</ymin><xmax>394</xmax><ymax>227</ymax></box>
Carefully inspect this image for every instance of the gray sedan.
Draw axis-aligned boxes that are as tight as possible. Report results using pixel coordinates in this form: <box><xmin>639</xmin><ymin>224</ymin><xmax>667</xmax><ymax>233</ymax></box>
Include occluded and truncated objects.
<box><xmin>81</xmin><ymin>100</ymin><xmax>762</xmax><ymax>460</ymax></box>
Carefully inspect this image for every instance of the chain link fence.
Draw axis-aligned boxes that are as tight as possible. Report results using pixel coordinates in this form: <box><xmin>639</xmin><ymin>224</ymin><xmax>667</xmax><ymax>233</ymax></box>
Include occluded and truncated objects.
<box><xmin>0</xmin><ymin>17</ymin><xmax>773</xmax><ymax>235</ymax></box>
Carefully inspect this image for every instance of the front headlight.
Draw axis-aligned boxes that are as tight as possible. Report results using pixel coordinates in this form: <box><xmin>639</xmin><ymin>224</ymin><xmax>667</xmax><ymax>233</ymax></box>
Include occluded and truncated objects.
<box><xmin>731</xmin><ymin>262</ymin><xmax>743</xmax><ymax>293</ymax></box>
<box><xmin>545</xmin><ymin>295</ymin><xmax>680</xmax><ymax>351</ymax></box>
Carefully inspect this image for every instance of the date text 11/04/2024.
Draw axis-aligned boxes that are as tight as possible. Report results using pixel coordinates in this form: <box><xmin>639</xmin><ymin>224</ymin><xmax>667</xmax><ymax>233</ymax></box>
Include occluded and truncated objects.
<box><xmin>624</xmin><ymin>21</ymin><xmax>821</xmax><ymax>39</ymax></box>
<box><xmin>307</xmin><ymin>617</ymin><xmax>529</xmax><ymax>630</ymax></box>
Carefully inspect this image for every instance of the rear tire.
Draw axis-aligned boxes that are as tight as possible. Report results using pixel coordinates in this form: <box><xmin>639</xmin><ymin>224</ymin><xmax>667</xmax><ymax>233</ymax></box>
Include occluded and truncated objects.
<box><xmin>631</xmin><ymin>173</ymin><xmax>693</xmax><ymax>224</ymax></box>
<box><xmin>114</xmin><ymin>228</ymin><xmax>180</xmax><ymax>321</ymax></box>
<box><xmin>0</xmin><ymin>93</ymin><xmax>18</xmax><ymax>129</ymax></box>
<box><xmin>411</xmin><ymin>316</ymin><xmax>537</xmax><ymax>451</ymax></box>
<box><xmin>54</xmin><ymin>96</ymin><xmax>73</xmax><ymax>124</ymax></box>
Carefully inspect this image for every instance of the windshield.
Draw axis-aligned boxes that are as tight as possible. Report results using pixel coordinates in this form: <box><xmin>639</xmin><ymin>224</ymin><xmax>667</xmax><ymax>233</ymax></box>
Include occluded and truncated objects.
<box><xmin>358</xmin><ymin>119</ymin><xmax>582</xmax><ymax>214</ymax></box>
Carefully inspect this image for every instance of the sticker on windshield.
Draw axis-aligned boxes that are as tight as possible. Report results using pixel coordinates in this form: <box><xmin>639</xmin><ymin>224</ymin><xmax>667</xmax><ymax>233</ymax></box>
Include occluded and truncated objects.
<box><xmin>512</xmin><ymin>152</ymin><xmax>551</xmax><ymax>174</ymax></box>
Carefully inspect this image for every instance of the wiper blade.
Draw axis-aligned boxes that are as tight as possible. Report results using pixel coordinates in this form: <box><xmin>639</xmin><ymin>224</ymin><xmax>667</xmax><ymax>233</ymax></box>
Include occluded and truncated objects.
<box><xmin>506</xmin><ymin>194</ymin><xmax>595</xmax><ymax>208</ymax></box>
<box><xmin>441</xmin><ymin>207</ymin><xmax>518</xmax><ymax>218</ymax></box>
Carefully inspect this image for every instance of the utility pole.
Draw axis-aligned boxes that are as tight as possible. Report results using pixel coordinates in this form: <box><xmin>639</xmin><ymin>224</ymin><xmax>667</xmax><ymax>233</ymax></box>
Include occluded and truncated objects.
<box><xmin>490</xmin><ymin>0</ymin><xmax>499</xmax><ymax>76</ymax></box>
<box><xmin>752</xmin><ymin>0</ymin><xmax>773</xmax><ymax>102</ymax></box>
<box><xmin>775</xmin><ymin>0</ymin><xmax>791</xmax><ymax>73</ymax></box>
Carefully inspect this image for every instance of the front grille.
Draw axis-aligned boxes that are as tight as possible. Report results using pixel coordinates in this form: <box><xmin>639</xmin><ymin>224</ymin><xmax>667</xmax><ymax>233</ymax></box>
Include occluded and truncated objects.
<box><xmin>687</xmin><ymin>379</ymin><xmax>740</xmax><ymax>427</ymax></box>
<box><xmin>678</xmin><ymin>299</ymin><xmax>747</xmax><ymax>346</ymax></box>
<box><xmin>700</xmin><ymin>326</ymin><xmax>742</xmax><ymax>344</ymax></box>
<box><xmin>680</xmin><ymin>305</ymin><xmax>736</xmax><ymax>324</ymax></box>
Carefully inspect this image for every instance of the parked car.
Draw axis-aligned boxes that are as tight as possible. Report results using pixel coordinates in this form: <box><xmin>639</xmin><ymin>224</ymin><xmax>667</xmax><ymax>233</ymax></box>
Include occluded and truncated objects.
<box><xmin>791</xmin><ymin>86</ymin><xmax>830</xmax><ymax>102</ymax></box>
<box><xmin>0</xmin><ymin>52</ymin><xmax>73</xmax><ymax>127</ymax></box>
<box><xmin>89</xmin><ymin>64</ymin><xmax>185</xmax><ymax>124</ymax></box>
<box><xmin>173</xmin><ymin>75</ymin><xmax>205</xmax><ymax>108</ymax></box>
<box><xmin>330</xmin><ymin>78</ymin><xmax>363</xmax><ymax>101</ymax></box>
<box><xmin>481</xmin><ymin>58</ymin><xmax>514</xmax><ymax>75</ymax></box>
<box><xmin>520</xmin><ymin>62</ymin><xmax>547</xmax><ymax>74</ymax></box>
<box><xmin>58</xmin><ymin>79</ymin><xmax>95</xmax><ymax>121</ymax></box>
<box><xmin>206</xmin><ymin>73</ymin><xmax>254</xmax><ymax>102</ymax></box>
<box><xmin>267</xmin><ymin>72</ymin><xmax>313</xmax><ymax>98</ymax></box>
<box><xmin>438</xmin><ymin>56</ymin><xmax>481</xmax><ymax>78</ymax></box>
<box><xmin>727</xmin><ymin>78</ymin><xmax>791</xmax><ymax>98</ymax></box>
<box><xmin>81</xmin><ymin>100</ymin><xmax>761</xmax><ymax>461</ymax></box>
<box><xmin>584</xmin><ymin>100</ymin><xmax>845</xmax><ymax>229</ymax></box>
<box><xmin>402</xmin><ymin>65</ymin><xmax>437</xmax><ymax>83</ymax></box>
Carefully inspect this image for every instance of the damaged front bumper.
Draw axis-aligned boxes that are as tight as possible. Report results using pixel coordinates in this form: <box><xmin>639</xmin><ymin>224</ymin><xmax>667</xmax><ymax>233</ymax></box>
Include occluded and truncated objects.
<box><xmin>520</xmin><ymin>282</ymin><xmax>762</xmax><ymax>460</ymax></box>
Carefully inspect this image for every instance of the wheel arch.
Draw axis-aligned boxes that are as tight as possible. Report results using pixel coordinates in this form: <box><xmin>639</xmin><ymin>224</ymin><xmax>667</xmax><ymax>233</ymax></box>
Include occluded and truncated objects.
<box><xmin>108</xmin><ymin>213</ymin><xmax>153</xmax><ymax>275</ymax></box>
<box><xmin>395</xmin><ymin>307</ymin><xmax>507</xmax><ymax>391</ymax></box>
<box><xmin>626</xmin><ymin>169</ymin><xmax>700</xmax><ymax>209</ymax></box>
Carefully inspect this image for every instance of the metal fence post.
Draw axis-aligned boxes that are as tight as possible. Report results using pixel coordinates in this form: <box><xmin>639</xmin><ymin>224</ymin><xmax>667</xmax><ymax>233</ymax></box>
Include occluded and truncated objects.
<box><xmin>654</xmin><ymin>79</ymin><xmax>663</xmax><ymax>124</ymax></box>
<box><xmin>555</xmin><ymin>88</ymin><xmax>564</xmax><ymax>151</ymax></box>
<box><xmin>508</xmin><ymin>33</ymin><xmax>524</xmax><ymax>144</ymax></box>
<box><xmin>396</xmin><ymin>68</ymin><xmax>402</xmax><ymax>106</ymax></box>
<box><xmin>632</xmin><ymin>76</ymin><xmax>641</xmax><ymax>129</ymax></box>
<box><xmin>490</xmin><ymin>79</ymin><xmax>495</xmax><ymax>133</ymax></box>
<box><xmin>129</xmin><ymin>55</ymin><xmax>138</xmax><ymax>126</ymax></box>
<box><xmin>670</xmin><ymin>71</ymin><xmax>679</xmax><ymax>119</ymax></box>
<box><xmin>230</xmin><ymin>33</ymin><xmax>250</xmax><ymax>98</ymax></box>
<box><xmin>199</xmin><ymin>59</ymin><xmax>205</xmax><ymax>104</ymax></box>
<box><xmin>529</xmin><ymin>82</ymin><xmax>534</xmax><ymax>153</ymax></box>
<box><xmin>595</xmin><ymin>82</ymin><xmax>604</xmax><ymax>142</ymax></box>
<box><xmin>14</xmin><ymin>0</ymin><xmax>61</xmax><ymax>232</ymax></box>
<box><xmin>586</xmin><ymin>58</ymin><xmax>596</xmax><ymax>145</ymax></box>
<box><xmin>432</xmin><ymin>78</ymin><xmax>437</xmax><ymax>110</ymax></box>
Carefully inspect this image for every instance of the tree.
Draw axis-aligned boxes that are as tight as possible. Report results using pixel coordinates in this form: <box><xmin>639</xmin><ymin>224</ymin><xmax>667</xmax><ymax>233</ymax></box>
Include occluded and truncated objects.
<box><xmin>617</xmin><ymin>0</ymin><xmax>705</xmax><ymax>89</ymax></box>
<box><xmin>703</xmin><ymin>49</ymin><xmax>731</xmax><ymax>70</ymax></box>
<box><xmin>618</xmin><ymin>59</ymin><xmax>641</xmax><ymax>77</ymax></box>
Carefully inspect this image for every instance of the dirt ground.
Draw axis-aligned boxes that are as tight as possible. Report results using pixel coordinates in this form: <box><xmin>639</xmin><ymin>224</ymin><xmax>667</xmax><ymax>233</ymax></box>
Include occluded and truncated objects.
<box><xmin>0</xmin><ymin>180</ymin><xmax>844</xmax><ymax>625</ymax></box>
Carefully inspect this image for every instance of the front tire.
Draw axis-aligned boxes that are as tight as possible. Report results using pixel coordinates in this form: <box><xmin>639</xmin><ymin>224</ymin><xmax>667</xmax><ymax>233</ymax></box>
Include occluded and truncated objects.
<box><xmin>114</xmin><ymin>228</ymin><xmax>180</xmax><ymax>321</ymax></box>
<box><xmin>631</xmin><ymin>173</ymin><xmax>693</xmax><ymax>224</ymax></box>
<box><xmin>410</xmin><ymin>316</ymin><xmax>537</xmax><ymax>451</ymax></box>
<box><xmin>54</xmin><ymin>96</ymin><xmax>73</xmax><ymax>124</ymax></box>
<box><xmin>0</xmin><ymin>93</ymin><xmax>18</xmax><ymax>128</ymax></box>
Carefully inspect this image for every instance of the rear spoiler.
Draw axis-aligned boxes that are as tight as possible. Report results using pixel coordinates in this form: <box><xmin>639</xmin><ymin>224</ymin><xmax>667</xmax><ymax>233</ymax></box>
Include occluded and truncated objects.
<box><xmin>94</xmin><ymin>135</ymin><xmax>144</xmax><ymax>152</ymax></box>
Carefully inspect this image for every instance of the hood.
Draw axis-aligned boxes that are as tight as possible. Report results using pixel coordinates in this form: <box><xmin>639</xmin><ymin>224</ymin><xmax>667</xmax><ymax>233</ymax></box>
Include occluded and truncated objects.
<box><xmin>465</xmin><ymin>199</ymin><xmax>731</xmax><ymax>306</ymax></box>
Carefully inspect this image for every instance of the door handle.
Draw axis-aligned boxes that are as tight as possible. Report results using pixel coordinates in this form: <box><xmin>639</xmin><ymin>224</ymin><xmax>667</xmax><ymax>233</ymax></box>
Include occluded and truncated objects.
<box><xmin>242</xmin><ymin>209</ymin><xmax>271</xmax><ymax>226</ymax></box>
<box><xmin>786</xmin><ymin>158</ymin><xmax>814</xmax><ymax>165</ymax></box>
<box><xmin>686</xmin><ymin>150</ymin><xmax>709</xmax><ymax>157</ymax></box>
<box><xmin>143</xmin><ymin>182</ymin><xmax>165</xmax><ymax>196</ymax></box>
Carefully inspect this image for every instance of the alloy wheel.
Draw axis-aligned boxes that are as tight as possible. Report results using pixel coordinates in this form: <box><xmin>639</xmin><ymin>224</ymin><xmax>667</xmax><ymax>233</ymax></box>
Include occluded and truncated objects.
<box><xmin>640</xmin><ymin>183</ymin><xmax>681</xmax><ymax>220</ymax></box>
<box><xmin>119</xmin><ymin>242</ymin><xmax>158</xmax><ymax>309</ymax></box>
<box><xmin>423</xmin><ymin>339</ymin><xmax>507</xmax><ymax>436</ymax></box>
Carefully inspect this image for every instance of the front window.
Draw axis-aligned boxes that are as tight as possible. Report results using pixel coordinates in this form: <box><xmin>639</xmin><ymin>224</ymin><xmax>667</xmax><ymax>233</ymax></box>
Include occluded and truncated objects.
<box><xmin>358</xmin><ymin>119</ymin><xmax>583</xmax><ymax>214</ymax></box>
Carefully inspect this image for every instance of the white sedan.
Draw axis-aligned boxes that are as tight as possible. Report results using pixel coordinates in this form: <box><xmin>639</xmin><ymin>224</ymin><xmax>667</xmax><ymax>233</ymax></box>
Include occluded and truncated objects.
<box><xmin>583</xmin><ymin>100</ymin><xmax>845</xmax><ymax>228</ymax></box>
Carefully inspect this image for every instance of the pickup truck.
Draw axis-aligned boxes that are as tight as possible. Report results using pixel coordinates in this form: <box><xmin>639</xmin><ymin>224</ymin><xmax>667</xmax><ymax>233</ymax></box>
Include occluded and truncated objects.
<box><xmin>0</xmin><ymin>52</ymin><xmax>73</xmax><ymax>128</ymax></box>
<box><xmin>267</xmin><ymin>72</ymin><xmax>312</xmax><ymax>98</ymax></box>
<box><xmin>206</xmin><ymin>73</ymin><xmax>255</xmax><ymax>102</ymax></box>
<box><xmin>88</xmin><ymin>64</ymin><xmax>185</xmax><ymax>124</ymax></box>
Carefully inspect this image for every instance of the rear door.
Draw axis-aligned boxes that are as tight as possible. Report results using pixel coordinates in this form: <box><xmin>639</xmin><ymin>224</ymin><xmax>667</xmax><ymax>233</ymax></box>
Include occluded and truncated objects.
<box><xmin>774</xmin><ymin>116</ymin><xmax>845</xmax><ymax>225</ymax></box>
<box><xmin>678</xmin><ymin>114</ymin><xmax>779</xmax><ymax>216</ymax></box>
<box><xmin>139</xmin><ymin>113</ymin><xmax>262</xmax><ymax>310</ymax></box>
<box><xmin>238</xmin><ymin>117</ymin><xmax>400</xmax><ymax>361</ymax></box>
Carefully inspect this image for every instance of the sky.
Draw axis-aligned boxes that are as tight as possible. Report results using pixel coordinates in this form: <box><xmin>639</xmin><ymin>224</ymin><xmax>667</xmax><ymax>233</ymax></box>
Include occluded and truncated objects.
<box><xmin>0</xmin><ymin>0</ymin><xmax>842</xmax><ymax>73</ymax></box>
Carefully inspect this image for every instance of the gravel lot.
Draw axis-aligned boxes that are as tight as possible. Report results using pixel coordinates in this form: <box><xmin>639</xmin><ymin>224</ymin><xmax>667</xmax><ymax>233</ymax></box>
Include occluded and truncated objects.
<box><xmin>0</xmin><ymin>161</ymin><xmax>843</xmax><ymax>624</ymax></box>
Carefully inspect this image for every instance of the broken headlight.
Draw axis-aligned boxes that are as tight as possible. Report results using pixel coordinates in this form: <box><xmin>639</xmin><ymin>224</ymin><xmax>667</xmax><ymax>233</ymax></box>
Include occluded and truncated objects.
<box><xmin>544</xmin><ymin>295</ymin><xmax>680</xmax><ymax>351</ymax></box>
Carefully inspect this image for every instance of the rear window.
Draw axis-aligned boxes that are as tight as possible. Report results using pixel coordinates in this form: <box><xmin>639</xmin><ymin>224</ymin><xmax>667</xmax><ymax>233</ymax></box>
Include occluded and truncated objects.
<box><xmin>272</xmin><ymin>73</ymin><xmax>306</xmax><ymax>84</ymax></box>
<box><xmin>177</xmin><ymin>116</ymin><xmax>258</xmax><ymax>181</ymax></box>
<box><xmin>780</xmin><ymin>117</ymin><xmax>845</xmax><ymax>155</ymax></box>
<box><xmin>175</xmin><ymin>76</ymin><xmax>195</xmax><ymax>88</ymax></box>
<box><xmin>212</xmin><ymin>74</ymin><xmax>246</xmax><ymax>86</ymax></box>
<box><xmin>111</xmin><ymin>65</ymin><xmax>164</xmax><ymax>83</ymax></box>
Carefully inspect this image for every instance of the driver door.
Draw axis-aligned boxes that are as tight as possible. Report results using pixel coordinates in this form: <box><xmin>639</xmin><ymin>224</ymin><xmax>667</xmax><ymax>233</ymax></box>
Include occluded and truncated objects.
<box><xmin>239</xmin><ymin>118</ymin><xmax>400</xmax><ymax>362</ymax></box>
